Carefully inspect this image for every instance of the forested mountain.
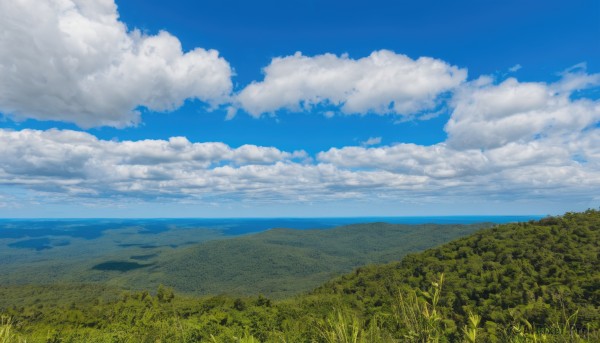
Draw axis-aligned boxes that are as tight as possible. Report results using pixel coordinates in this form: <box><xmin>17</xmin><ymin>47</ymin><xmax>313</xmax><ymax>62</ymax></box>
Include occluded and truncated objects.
<box><xmin>312</xmin><ymin>209</ymin><xmax>600</xmax><ymax>340</ymax></box>
<box><xmin>0</xmin><ymin>221</ymin><xmax>490</xmax><ymax>298</ymax></box>
<box><xmin>1</xmin><ymin>210</ymin><xmax>598</xmax><ymax>342</ymax></box>
<box><xmin>153</xmin><ymin>222</ymin><xmax>489</xmax><ymax>297</ymax></box>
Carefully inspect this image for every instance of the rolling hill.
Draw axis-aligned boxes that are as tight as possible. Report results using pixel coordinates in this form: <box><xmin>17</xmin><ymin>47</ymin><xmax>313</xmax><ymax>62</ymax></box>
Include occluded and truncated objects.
<box><xmin>85</xmin><ymin>222</ymin><xmax>491</xmax><ymax>298</ymax></box>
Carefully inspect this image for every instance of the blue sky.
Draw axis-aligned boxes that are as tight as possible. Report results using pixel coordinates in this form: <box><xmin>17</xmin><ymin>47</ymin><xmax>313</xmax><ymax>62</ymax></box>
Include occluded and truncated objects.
<box><xmin>0</xmin><ymin>0</ymin><xmax>599</xmax><ymax>217</ymax></box>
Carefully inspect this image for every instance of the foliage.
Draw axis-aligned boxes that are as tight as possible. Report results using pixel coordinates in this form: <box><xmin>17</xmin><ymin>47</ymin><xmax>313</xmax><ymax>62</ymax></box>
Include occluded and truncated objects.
<box><xmin>1</xmin><ymin>222</ymin><xmax>488</xmax><ymax>299</ymax></box>
<box><xmin>394</xmin><ymin>274</ymin><xmax>447</xmax><ymax>342</ymax></box>
<box><xmin>313</xmin><ymin>209</ymin><xmax>600</xmax><ymax>339</ymax></box>
<box><xmin>158</xmin><ymin>222</ymin><xmax>489</xmax><ymax>298</ymax></box>
<box><xmin>0</xmin><ymin>210</ymin><xmax>598</xmax><ymax>342</ymax></box>
<box><xmin>1</xmin><ymin>316</ymin><xmax>22</xmax><ymax>343</ymax></box>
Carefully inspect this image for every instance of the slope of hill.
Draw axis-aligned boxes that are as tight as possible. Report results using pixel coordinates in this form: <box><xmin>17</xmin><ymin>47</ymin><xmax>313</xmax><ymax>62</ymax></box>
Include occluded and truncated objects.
<box><xmin>0</xmin><ymin>221</ymin><xmax>490</xmax><ymax>299</ymax></box>
<box><xmin>313</xmin><ymin>210</ymin><xmax>600</xmax><ymax>339</ymax></box>
<box><xmin>126</xmin><ymin>222</ymin><xmax>490</xmax><ymax>297</ymax></box>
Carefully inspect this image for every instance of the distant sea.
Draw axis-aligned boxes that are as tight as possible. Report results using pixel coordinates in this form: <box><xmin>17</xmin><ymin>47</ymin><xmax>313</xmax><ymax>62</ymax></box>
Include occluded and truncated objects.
<box><xmin>0</xmin><ymin>215</ymin><xmax>545</xmax><ymax>237</ymax></box>
<box><xmin>194</xmin><ymin>216</ymin><xmax>545</xmax><ymax>235</ymax></box>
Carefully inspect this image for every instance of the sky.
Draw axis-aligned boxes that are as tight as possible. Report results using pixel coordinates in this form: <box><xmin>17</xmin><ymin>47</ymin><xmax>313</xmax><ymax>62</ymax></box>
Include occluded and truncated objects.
<box><xmin>0</xmin><ymin>0</ymin><xmax>599</xmax><ymax>217</ymax></box>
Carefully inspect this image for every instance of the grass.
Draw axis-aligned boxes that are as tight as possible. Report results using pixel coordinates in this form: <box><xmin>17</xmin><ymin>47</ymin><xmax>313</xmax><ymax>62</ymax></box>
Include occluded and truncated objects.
<box><xmin>0</xmin><ymin>316</ymin><xmax>23</xmax><ymax>343</ymax></box>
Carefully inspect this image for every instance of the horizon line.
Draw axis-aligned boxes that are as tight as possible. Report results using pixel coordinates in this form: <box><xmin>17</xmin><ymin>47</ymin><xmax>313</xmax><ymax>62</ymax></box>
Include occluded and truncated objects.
<box><xmin>0</xmin><ymin>214</ymin><xmax>548</xmax><ymax>220</ymax></box>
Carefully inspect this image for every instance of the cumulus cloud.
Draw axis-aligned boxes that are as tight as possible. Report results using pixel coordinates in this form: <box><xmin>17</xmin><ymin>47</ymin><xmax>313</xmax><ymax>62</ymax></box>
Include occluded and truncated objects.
<box><xmin>236</xmin><ymin>50</ymin><xmax>466</xmax><ymax>117</ymax></box>
<box><xmin>0</xmin><ymin>63</ymin><xmax>599</xmax><ymax>211</ymax></box>
<box><xmin>3</xmin><ymin>112</ymin><xmax>600</xmax><ymax>207</ymax></box>
<box><xmin>446</xmin><ymin>69</ymin><xmax>600</xmax><ymax>150</ymax></box>
<box><xmin>316</xmin><ymin>69</ymin><xmax>600</xmax><ymax>203</ymax></box>
<box><xmin>0</xmin><ymin>0</ymin><xmax>233</xmax><ymax>128</ymax></box>
<box><xmin>0</xmin><ymin>129</ymin><xmax>308</xmax><ymax>195</ymax></box>
<box><xmin>316</xmin><ymin>137</ymin><xmax>600</xmax><ymax>204</ymax></box>
<box><xmin>0</xmin><ymin>128</ymin><xmax>432</xmax><ymax>202</ymax></box>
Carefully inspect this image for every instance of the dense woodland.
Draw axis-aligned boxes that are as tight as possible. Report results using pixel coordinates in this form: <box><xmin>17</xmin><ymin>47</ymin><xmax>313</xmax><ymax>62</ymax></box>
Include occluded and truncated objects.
<box><xmin>0</xmin><ymin>222</ymin><xmax>490</xmax><ymax>299</ymax></box>
<box><xmin>1</xmin><ymin>210</ymin><xmax>599</xmax><ymax>342</ymax></box>
<box><xmin>157</xmin><ymin>222</ymin><xmax>489</xmax><ymax>298</ymax></box>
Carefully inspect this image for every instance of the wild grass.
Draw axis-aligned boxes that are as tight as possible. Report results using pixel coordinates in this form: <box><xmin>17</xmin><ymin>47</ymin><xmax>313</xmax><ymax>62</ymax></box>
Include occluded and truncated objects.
<box><xmin>0</xmin><ymin>316</ymin><xmax>24</xmax><ymax>343</ymax></box>
<box><xmin>1</xmin><ymin>278</ymin><xmax>598</xmax><ymax>343</ymax></box>
<box><xmin>316</xmin><ymin>274</ymin><xmax>598</xmax><ymax>343</ymax></box>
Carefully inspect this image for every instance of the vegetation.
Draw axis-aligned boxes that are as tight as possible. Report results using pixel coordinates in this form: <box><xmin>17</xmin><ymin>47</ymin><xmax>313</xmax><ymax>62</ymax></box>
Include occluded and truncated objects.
<box><xmin>158</xmin><ymin>222</ymin><xmax>489</xmax><ymax>297</ymax></box>
<box><xmin>1</xmin><ymin>222</ymin><xmax>489</xmax><ymax>298</ymax></box>
<box><xmin>313</xmin><ymin>210</ymin><xmax>600</xmax><ymax>338</ymax></box>
<box><xmin>0</xmin><ymin>210</ymin><xmax>598</xmax><ymax>342</ymax></box>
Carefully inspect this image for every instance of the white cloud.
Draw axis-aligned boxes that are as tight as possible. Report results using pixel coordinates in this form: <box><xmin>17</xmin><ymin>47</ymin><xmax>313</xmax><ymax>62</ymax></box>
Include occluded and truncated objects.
<box><xmin>509</xmin><ymin>64</ymin><xmax>522</xmax><ymax>72</ymax></box>
<box><xmin>0</xmin><ymin>128</ymin><xmax>438</xmax><ymax>203</ymax></box>
<box><xmin>236</xmin><ymin>50</ymin><xmax>466</xmax><ymax>117</ymax></box>
<box><xmin>0</xmin><ymin>0</ymin><xmax>233</xmax><ymax>128</ymax></box>
<box><xmin>446</xmin><ymin>72</ymin><xmax>600</xmax><ymax>150</ymax></box>
<box><xmin>0</xmin><ymin>129</ymin><xmax>308</xmax><ymax>196</ymax></box>
<box><xmin>553</xmin><ymin>63</ymin><xmax>600</xmax><ymax>93</ymax></box>
<box><xmin>2</xmin><ymin>107</ymin><xmax>599</xmax><ymax>208</ymax></box>
<box><xmin>0</xmin><ymin>60</ymin><xmax>599</xmax><ymax>212</ymax></box>
<box><xmin>316</xmin><ymin>135</ymin><xmax>600</xmax><ymax>203</ymax></box>
<box><xmin>316</xmin><ymin>69</ymin><xmax>600</xmax><ymax>203</ymax></box>
<box><xmin>361</xmin><ymin>137</ymin><xmax>382</xmax><ymax>146</ymax></box>
<box><xmin>318</xmin><ymin>143</ymin><xmax>489</xmax><ymax>178</ymax></box>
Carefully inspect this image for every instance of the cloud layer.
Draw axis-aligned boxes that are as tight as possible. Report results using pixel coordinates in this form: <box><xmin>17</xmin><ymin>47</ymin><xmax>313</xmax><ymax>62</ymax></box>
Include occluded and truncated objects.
<box><xmin>2</xmin><ymin>64</ymin><xmax>599</xmax><ymax>208</ymax></box>
<box><xmin>0</xmin><ymin>129</ymin><xmax>308</xmax><ymax>198</ymax></box>
<box><xmin>0</xmin><ymin>0</ymin><xmax>233</xmax><ymax>128</ymax></box>
<box><xmin>316</xmin><ymin>70</ymin><xmax>600</xmax><ymax>204</ymax></box>
<box><xmin>236</xmin><ymin>50</ymin><xmax>466</xmax><ymax>117</ymax></box>
<box><xmin>0</xmin><ymin>128</ymin><xmax>445</xmax><ymax>203</ymax></box>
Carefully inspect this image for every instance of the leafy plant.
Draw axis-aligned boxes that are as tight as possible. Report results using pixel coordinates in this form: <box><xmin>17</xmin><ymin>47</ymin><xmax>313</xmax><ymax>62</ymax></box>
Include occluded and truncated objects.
<box><xmin>0</xmin><ymin>316</ymin><xmax>23</xmax><ymax>343</ymax></box>
<box><xmin>394</xmin><ymin>274</ymin><xmax>446</xmax><ymax>342</ymax></box>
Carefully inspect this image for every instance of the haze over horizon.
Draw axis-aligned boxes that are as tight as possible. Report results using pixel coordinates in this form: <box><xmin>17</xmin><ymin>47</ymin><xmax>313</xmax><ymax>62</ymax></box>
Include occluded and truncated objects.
<box><xmin>0</xmin><ymin>0</ymin><xmax>599</xmax><ymax>217</ymax></box>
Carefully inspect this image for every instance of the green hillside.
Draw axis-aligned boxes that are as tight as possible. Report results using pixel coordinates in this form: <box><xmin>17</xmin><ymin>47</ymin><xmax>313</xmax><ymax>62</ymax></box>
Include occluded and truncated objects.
<box><xmin>312</xmin><ymin>209</ymin><xmax>600</xmax><ymax>339</ymax></box>
<box><xmin>0</xmin><ymin>222</ymin><xmax>489</xmax><ymax>299</ymax></box>
<box><xmin>81</xmin><ymin>223</ymin><xmax>491</xmax><ymax>298</ymax></box>
<box><xmin>1</xmin><ymin>211</ymin><xmax>598</xmax><ymax>342</ymax></box>
<box><xmin>150</xmin><ymin>222</ymin><xmax>489</xmax><ymax>297</ymax></box>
